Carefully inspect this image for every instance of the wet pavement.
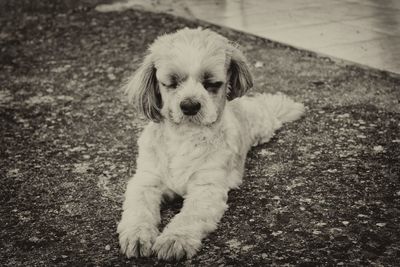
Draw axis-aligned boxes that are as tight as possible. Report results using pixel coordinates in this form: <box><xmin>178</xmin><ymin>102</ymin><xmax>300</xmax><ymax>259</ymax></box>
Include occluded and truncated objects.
<box><xmin>0</xmin><ymin>1</ymin><xmax>399</xmax><ymax>266</ymax></box>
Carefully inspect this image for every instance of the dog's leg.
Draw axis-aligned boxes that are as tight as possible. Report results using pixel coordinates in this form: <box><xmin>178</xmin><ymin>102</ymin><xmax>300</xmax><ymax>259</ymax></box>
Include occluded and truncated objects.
<box><xmin>117</xmin><ymin>171</ymin><xmax>163</xmax><ymax>258</ymax></box>
<box><xmin>153</xmin><ymin>174</ymin><xmax>229</xmax><ymax>260</ymax></box>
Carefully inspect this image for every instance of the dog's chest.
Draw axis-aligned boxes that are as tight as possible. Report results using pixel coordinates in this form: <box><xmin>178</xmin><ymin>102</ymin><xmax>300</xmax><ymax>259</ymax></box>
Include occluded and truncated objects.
<box><xmin>158</xmin><ymin>133</ymin><xmax>215</xmax><ymax>195</ymax></box>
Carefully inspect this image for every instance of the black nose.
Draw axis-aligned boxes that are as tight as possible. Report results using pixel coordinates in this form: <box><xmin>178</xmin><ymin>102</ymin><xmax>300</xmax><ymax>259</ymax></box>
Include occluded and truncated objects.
<box><xmin>180</xmin><ymin>99</ymin><xmax>201</xmax><ymax>116</ymax></box>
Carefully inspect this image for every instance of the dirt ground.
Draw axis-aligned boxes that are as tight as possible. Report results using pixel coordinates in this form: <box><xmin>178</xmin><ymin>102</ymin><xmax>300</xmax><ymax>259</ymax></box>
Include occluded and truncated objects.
<box><xmin>1</xmin><ymin>1</ymin><xmax>399</xmax><ymax>266</ymax></box>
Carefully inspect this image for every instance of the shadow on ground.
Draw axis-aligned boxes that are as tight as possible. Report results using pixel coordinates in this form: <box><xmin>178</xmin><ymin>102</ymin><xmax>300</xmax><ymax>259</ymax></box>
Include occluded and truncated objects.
<box><xmin>1</xmin><ymin>1</ymin><xmax>399</xmax><ymax>266</ymax></box>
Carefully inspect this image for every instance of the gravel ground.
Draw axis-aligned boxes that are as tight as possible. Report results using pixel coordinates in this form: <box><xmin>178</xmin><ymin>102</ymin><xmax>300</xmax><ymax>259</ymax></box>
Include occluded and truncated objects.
<box><xmin>1</xmin><ymin>1</ymin><xmax>399</xmax><ymax>266</ymax></box>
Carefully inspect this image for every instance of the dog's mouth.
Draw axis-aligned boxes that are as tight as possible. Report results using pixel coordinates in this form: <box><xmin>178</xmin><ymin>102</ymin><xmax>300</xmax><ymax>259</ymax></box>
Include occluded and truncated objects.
<box><xmin>168</xmin><ymin>109</ymin><xmax>217</xmax><ymax>127</ymax></box>
<box><xmin>186</xmin><ymin>111</ymin><xmax>221</xmax><ymax>127</ymax></box>
<box><xmin>181</xmin><ymin>112</ymin><xmax>205</xmax><ymax>126</ymax></box>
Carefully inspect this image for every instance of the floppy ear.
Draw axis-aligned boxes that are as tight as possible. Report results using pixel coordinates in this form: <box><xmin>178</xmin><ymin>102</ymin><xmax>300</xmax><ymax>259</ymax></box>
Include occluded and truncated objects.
<box><xmin>125</xmin><ymin>54</ymin><xmax>163</xmax><ymax>122</ymax></box>
<box><xmin>227</xmin><ymin>43</ymin><xmax>253</xmax><ymax>100</ymax></box>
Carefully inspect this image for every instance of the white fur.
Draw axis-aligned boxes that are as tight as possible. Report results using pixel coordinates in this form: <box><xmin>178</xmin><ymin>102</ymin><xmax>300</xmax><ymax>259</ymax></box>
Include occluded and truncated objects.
<box><xmin>117</xmin><ymin>28</ymin><xmax>305</xmax><ymax>260</ymax></box>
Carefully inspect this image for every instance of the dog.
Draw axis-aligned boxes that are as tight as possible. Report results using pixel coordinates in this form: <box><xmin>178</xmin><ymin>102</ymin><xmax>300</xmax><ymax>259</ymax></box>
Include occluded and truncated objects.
<box><xmin>117</xmin><ymin>28</ymin><xmax>304</xmax><ymax>260</ymax></box>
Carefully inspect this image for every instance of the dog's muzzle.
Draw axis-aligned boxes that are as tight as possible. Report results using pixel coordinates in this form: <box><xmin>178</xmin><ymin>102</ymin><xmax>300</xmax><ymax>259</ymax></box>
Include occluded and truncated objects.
<box><xmin>180</xmin><ymin>99</ymin><xmax>201</xmax><ymax>116</ymax></box>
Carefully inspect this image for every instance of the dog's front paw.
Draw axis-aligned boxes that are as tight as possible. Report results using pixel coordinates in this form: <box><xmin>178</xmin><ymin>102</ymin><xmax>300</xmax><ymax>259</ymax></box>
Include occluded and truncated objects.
<box><xmin>117</xmin><ymin>221</ymin><xmax>159</xmax><ymax>258</ymax></box>
<box><xmin>153</xmin><ymin>231</ymin><xmax>201</xmax><ymax>260</ymax></box>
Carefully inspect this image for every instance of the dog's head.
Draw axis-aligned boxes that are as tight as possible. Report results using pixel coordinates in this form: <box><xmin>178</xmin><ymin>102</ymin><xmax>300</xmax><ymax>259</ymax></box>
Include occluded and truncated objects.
<box><xmin>125</xmin><ymin>28</ymin><xmax>253</xmax><ymax>125</ymax></box>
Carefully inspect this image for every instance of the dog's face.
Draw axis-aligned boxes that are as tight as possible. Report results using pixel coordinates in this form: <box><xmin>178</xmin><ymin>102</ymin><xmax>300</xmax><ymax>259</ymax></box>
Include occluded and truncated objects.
<box><xmin>126</xmin><ymin>28</ymin><xmax>253</xmax><ymax>126</ymax></box>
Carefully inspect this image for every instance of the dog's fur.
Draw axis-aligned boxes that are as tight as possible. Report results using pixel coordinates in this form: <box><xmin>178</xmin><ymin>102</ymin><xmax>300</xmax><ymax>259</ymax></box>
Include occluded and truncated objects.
<box><xmin>117</xmin><ymin>28</ymin><xmax>304</xmax><ymax>260</ymax></box>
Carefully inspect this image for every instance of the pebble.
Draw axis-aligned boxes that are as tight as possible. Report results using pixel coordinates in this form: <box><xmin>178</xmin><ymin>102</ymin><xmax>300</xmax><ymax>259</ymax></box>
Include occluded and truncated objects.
<box><xmin>107</xmin><ymin>73</ymin><xmax>116</xmax><ymax>80</ymax></box>
<box><xmin>242</xmin><ymin>245</ymin><xmax>254</xmax><ymax>252</ymax></box>
<box><xmin>300</xmin><ymin>198</ymin><xmax>312</xmax><ymax>203</ymax></box>
<box><xmin>337</xmin><ymin>113</ymin><xmax>350</xmax><ymax>118</ymax></box>
<box><xmin>254</xmin><ymin>61</ymin><xmax>264</xmax><ymax>68</ymax></box>
<box><xmin>271</xmin><ymin>231</ymin><xmax>283</xmax><ymax>236</ymax></box>
<box><xmin>72</xmin><ymin>162</ymin><xmax>90</xmax><ymax>174</ymax></box>
<box><xmin>226</xmin><ymin>239</ymin><xmax>241</xmax><ymax>250</ymax></box>
<box><xmin>373</xmin><ymin>145</ymin><xmax>384</xmax><ymax>152</ymax></box>
<box><xmin>259</xmin><ymin>149</ymin><xmax>275</xmax><ymax>156</ymax></box>
<box><xmin>261</xmin><ymin>253</ymin><xmax>268</xmax><ymax>259</ymax></box>
<box><xmin>329</xmin><ymin>228</ymin><xmax>343</xmax><ymax>234</ymax></box>
<box><xmin>69</xmin><ymin>146</ymin><xmax>86</xmax><ymax>152</ymax></box>
<box><xmin>29</xmin><ymin>236</ymin><xmax>39</xmax><ymax>242</ymax></box>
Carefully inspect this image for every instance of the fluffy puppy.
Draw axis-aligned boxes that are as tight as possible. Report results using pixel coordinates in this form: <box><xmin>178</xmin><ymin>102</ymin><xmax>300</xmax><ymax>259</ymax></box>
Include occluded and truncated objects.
<box><xmin>118</xmin><ymin>28</ymin><xmax>304</xmax><ymax>260</ymax></box>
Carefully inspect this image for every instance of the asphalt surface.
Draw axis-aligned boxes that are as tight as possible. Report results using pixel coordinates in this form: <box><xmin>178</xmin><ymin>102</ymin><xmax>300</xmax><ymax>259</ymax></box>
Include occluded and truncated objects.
<box><xmin>1</xmin><ymin>1</ymin><xmax>399</xmax><ymax>266</ymax></box>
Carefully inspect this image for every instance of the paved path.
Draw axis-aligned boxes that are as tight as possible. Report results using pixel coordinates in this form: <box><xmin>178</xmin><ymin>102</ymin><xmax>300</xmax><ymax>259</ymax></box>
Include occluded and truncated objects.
<box><xmin>97</xmin><ymin>0</ymin><xmax>400</xmax><ymax>75</ymax></box>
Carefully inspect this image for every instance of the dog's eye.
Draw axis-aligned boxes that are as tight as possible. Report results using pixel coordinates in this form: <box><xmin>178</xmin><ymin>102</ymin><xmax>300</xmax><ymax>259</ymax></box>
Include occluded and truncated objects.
<box><xmin>203</xmin><ymin>81</ymin><xmax>223</xmax><ymax>93</ymax></box>
<box><xmin>161</xmin><ymin>82</ymin><xmax>178</xmax><ymax>89</ymax></box>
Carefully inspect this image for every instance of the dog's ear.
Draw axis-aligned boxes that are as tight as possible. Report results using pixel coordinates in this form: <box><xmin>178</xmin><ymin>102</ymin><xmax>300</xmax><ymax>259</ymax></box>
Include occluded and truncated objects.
<box><xmin>227</xmin><ymin>42</ymin><xmax>253</xmax><ymax>100</ymax></box>
<box><xmin>125</xmin><ymin>54</ymin><xmax>163</xmax><ymax>122</ymax></box>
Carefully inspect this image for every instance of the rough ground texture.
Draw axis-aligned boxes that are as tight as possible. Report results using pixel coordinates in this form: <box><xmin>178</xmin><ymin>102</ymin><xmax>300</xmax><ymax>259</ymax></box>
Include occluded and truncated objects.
<box><xmin>1</xmin><ymin>1</ymin><xmax>399</xmax><ymax>266</ymax></box>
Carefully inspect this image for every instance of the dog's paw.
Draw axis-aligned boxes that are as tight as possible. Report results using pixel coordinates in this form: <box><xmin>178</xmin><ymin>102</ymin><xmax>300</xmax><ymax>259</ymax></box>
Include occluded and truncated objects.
<box><xmin>117</xmin><ymin>221</ymin><xmax>159</xmax><ymax>258</ymax></box>
<box><xmin>152</xmin><ymin>231</ymin><xmax>201</xmax><ymax>260</ymax></box>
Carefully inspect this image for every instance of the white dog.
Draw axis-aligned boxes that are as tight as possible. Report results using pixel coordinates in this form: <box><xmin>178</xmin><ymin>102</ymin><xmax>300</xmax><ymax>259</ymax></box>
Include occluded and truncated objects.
<box><xmin>117</xmin><ymin>28</ymin><xmax>304</xmax><ymax>260</ymax></box>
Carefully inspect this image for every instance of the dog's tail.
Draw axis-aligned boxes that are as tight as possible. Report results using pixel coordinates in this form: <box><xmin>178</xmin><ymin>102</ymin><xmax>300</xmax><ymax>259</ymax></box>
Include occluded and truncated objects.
<box><xmin>232</xmin><ymin>93</ymin><xmax>304</xmax><ymax>147</ymax></box>
<box><xmin>261</xmin><ymin>93</ymin><xmax>305</xmax><ymax>123</ymax></box>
